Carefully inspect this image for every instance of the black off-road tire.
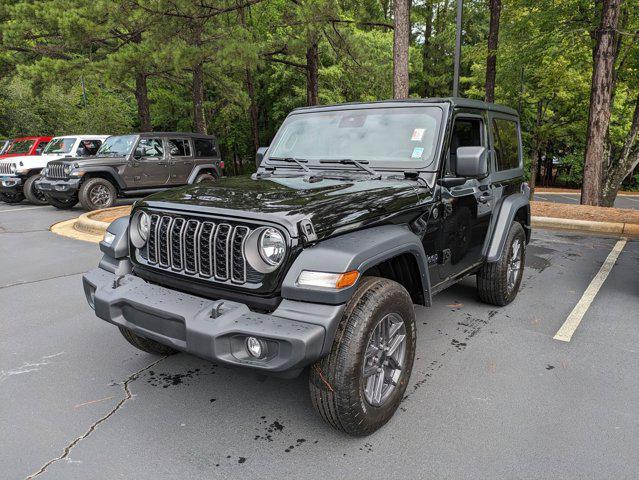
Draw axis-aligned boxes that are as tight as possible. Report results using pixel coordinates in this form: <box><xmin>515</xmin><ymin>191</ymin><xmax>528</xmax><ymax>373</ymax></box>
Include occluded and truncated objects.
<box><xmin>23</xmin><ymin>174</ymin><xmax>48</xmax><ymax>205</ymax></box>
<box><xmin>45</xmin><ymin>194</ymin><xmax>78</xmax><ymax>210</ymax></box>
<box><xmin>194</xmin><ymin>172</ymin><xmax>217</xmax><ymax>184</ymax></box>
<box><xmin>79</xmin><ymin>177</ymin><xmax>117</xmax><ymax>211</ymax></box>
<box><xmin>118</xmin><ymin>326</ymin><xmax>178</xmax><ymax>356</ymax></box>
<box><xmin>0</xmin><ymin>190</ymin><xmax>25</xmax><ymax>203</ymax></box>
<box><xmin>309</xmin><ymin>277</ymin><xmax>416</xmax><ymax>436</ymax></box>
<box><xmin>477</xmin><ymin>221</ymin><xmax>526</xmax><ymax>306</ymax></box>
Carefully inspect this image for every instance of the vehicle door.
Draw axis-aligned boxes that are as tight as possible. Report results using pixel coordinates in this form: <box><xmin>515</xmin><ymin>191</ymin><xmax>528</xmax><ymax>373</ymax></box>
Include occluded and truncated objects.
<box><xmin>166</xmin><ymin>138</ymin><xmax>194</xmax><ymax>185</ymax></box>
<box><xmin>129</xmin><ymin>137</ymin><xmax>169</xmax><ymax>187</ymax></box>
<box><xmin>34</xmin><ymin>139</ymin><xmax>49</xmax><ymax>155</ymax></box>
<box><xmin>434</xmin><ymin>111</ymin><xmax>494</xmax><ymax>283</ymax></box>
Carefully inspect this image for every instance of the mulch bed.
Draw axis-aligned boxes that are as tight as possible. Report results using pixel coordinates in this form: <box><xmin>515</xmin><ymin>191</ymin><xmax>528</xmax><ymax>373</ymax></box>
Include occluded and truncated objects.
<box><xmin>531</xmin><ymin>201</ymin><xmax>639</xmax><ymax>225</ymax></box>
<box><xmin>89</xmin><ymin>206</ymin><xmax>132</xmax><ymax>224</ymax></box>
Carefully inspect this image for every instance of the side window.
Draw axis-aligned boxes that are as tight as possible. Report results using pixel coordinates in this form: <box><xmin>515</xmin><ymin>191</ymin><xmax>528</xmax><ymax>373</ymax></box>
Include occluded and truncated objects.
<box><xmin>194</xmin><ymin>138</ymin><xmax>217</xmax><ymax>157</ymax></box>
<box><xmin>492</xmin><ymin>119</ymin><xmax>520</xmax><ymax>171</ymax></box>
<box><xmin>78</xmin><ymin>140</ymin><xmax>101</xmax><ymax>156</ymax></box>
<box><xmin>167</xmin><ymin>139</ymin><xmax>191</xmax><ymax>157</ymax></box>
<box><xmin>136</xmin><ymin>138</ymin><xmax>164</xmax><ymax>157</ymax></box>
<box><xmin>447</xmin><ymin>118</ymin><xmax>483</xmax><ymax>175</ymax></box>
<box><xmin>35</xmin><ymin>141</ymin><xmax>48</xmax><ymax>155</ymax></box>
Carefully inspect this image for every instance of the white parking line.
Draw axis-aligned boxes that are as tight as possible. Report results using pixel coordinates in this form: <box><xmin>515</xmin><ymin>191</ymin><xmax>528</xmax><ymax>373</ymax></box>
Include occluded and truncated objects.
<box><xmin>0</xmin><ymin>206</ymin><xmax>49</xmax><ymax>214</ymax></box>
<box><xmin>554</xmin><ymin>239</ymin><xmax>627</xmax><ymax>342</ymax></box>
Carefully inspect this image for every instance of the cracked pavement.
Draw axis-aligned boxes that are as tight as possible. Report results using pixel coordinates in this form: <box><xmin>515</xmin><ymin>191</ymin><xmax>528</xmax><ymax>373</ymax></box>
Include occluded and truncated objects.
<box><xmin>1</xmin><ymin>204</ymin><xmax>638</xmax><ymax>479</ymax></box>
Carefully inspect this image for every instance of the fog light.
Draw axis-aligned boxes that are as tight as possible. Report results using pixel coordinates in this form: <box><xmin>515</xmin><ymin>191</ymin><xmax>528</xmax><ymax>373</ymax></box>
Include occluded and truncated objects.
<box><xmin>246</xmin><ymin>336</ymin><xmax>267</xmax><ymax>359</ymax></box>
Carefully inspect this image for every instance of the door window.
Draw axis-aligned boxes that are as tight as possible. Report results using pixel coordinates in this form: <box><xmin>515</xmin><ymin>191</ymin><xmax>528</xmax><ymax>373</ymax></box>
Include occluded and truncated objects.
<box><xmin>167</xmin><ymin>139</ymin><xmax>191</xmax><ymax>157</ymax></box>
<box><xmin>77</xmin><ymin>140</ymin><xmax>102</xmax><ymax>156</ymax></box>
<box><xmin>136</xmin><ymin>138</ymin><xmax>164</xmax><ymax>157</ymax></box>
<box><xmin>492</xmin><ymin>119</ymin><xmax>520</xmax><ymax>171</ymax></box>
<box><xmin>447</xmin><ymin>118</ymin><xmax>483</xmax><ymax>175</ymax></box>
<box><xmin>35</xmin><ymin>141</ymin><xmax>48</xmax><ymax>154</ymax></box>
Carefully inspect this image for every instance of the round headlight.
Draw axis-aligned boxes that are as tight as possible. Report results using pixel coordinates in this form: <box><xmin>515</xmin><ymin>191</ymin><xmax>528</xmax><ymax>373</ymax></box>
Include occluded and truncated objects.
<box><xmin>9</xmin><ymin>163</ymin><xmax>17</xmax><ymax>173</ymax></box>
<box><xmin>130</xmin><ymin>210</ymin><xmax>150</xmax><ymax>248</ymax></box>
<box><xmin>63</xmin><ymin>164</ymin><xmax>73</xmax><ymax>175</ymax></box>
<box><xmin>258</xmin><ymin>228</ymin><xmax>286</xmax><ymax>266</ymax></box>
<box><xmin>138</xmin><ymin>211</ymin><xmax>150</xmax><ymax>241</ymax></box>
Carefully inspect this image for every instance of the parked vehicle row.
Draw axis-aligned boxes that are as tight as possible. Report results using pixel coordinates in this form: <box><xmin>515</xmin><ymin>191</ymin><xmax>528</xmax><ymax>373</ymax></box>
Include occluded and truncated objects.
<box><xmin>0</xmin><ymin>132</ymin><xmax>223</xmax><ymax>210</ymax></box>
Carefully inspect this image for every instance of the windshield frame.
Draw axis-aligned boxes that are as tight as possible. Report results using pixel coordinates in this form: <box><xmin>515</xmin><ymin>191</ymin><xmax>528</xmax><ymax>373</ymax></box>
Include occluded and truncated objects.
<box><xmin>43</xmin><ymin>137</ymin><xmax>77</xmax><ymax>155</ymax></box>
<box><xmin>96</xmin><ymin>134</ymin><xmax>139</xmax><ymax>157</ymax></box>
<box><xmin>6</xmin><ymin>139</ymin><xmax>35</xmax><ymax>155</ymax></box>
<box><xmin>264</xmin><ymin>103</ymin><xmax>447</xmax><ymax>173</ymax></box>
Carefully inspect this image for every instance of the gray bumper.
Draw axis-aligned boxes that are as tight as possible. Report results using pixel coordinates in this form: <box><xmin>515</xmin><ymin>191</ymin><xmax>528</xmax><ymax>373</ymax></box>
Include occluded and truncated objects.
<box><xmin>35</xmin><ymin>177</ymin><xmax>80</xmax><ymax>196</ymax></box>
<box><xmin>0</xmin><ymin>175</ymin><xmax>22</xmax><ymax>191</ymax></box>
<box><xmin>82</xmin><ymin>268</ymin><xmax>344</xmax><ymax>375</ymax></box>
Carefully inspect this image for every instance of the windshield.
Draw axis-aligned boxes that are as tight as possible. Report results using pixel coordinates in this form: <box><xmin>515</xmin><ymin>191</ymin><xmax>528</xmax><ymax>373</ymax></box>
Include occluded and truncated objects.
<box><xmin>44</xmin><ymin>137</ymin><xmax>76</xmax><ymax>155</ymax></box>
<box><xmin>0</xmin><ymin>140</ymin><xmax>10</xmax><ymax>154</ymax></box>
<box><xmin>97</xmin><ymin>135</ymin><xmax>137</xmax><ymax>156</ymax></box>
<box><xmin>267</xmin><ymin>106</ymin><xmax>443</xmax><ymax>169</ymax></box>
<box><xmin>6</xmin><ymin>140</ymin><xmax>35</xmax><ymax>154</ymax></box>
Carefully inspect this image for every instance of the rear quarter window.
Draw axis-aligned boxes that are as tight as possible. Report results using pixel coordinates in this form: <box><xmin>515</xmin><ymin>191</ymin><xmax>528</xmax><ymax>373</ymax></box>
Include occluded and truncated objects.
<box><xmin>194</xmin><ymin>139</ymin><xmax>217</xmax><ymax>157</ymax></box>
<box><xmin>492</xmin><ymin>118</ymin><xmax>520</xmax><ymax>171</ymax></box>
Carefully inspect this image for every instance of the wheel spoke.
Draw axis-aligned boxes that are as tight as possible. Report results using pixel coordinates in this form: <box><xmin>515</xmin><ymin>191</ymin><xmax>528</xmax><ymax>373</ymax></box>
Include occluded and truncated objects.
<box><xmin>363</xmin><ymin>363</ymin><xmax>378</xmax><ymax>378</ymax></box>
<box><xmin>386</xmin><ymin>333</ymin><xmax>406</xmax><ymax>357</ymax></box>
<box><xmin>372</xmin><ymin>370</ymin><xmax>384</xmax><ymax>404</ymax></box>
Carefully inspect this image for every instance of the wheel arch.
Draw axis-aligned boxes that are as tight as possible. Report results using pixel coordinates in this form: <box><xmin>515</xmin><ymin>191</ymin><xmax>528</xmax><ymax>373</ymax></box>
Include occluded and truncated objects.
<box><xmin>187</xmin><ymin>165</ymin><xmax>220</xmax><ymax>184</ymax></box>
<box><xmin>281</xmin><ymin>225</ymin><xmax>432</xmax><ymax>307</ymax></box>
<box><xmin>484</xmin><ymin>188</ymin><xmax>531</xmax><ymax>262</ymax></box>
<box><xmin>81</xmin><ymin>168</ymin><xmax>124</xmax><ymax>192</ymax></box>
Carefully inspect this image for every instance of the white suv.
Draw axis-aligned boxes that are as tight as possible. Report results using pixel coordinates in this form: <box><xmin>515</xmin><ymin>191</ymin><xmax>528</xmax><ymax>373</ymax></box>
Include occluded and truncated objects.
<box><xmin>0</xmin><ymin>135</ymin><xmax>109</xmax><ymax>204</ymax></box>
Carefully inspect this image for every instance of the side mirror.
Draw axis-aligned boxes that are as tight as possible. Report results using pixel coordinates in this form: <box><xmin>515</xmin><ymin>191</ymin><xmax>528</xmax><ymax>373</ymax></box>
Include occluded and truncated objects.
<box><xmin>256</xmin><ymin>146</ymin><xmax>268</xmax><ymax>168</ymax></box>
<box><xmin>132</xmin><ymin>148</ymin><xmax>143</xmax><ymax>160</ymax></box>
<box><xmin>456</xmin><ymin>146</ymin><xmax>488</xmax><ymax>178</ymax></box>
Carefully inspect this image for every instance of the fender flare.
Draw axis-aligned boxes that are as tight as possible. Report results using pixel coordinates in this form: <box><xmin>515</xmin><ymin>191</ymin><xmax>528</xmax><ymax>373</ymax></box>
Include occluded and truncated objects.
<box><xmin>281</xmin><ymin>224</ymin><xmax>432</xmax><ymax>307</ymax></box>
<box><xmin>81</xmin><ymin>166</ymin><xmax>127</xmax><ymax>190</ymax></box>
<box><xmin>187</xmin><ymin>164</ymin><xmax>220</xmax><ymax>184</ymax></box>
<box><xmin>484</xmin><ymin>189</ymin><xmax>531</xmax><ymax>262</ymax></box>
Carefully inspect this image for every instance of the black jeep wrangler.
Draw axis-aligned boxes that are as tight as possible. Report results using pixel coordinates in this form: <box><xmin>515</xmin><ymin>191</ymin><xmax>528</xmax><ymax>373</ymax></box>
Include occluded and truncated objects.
<box><xmin>36</xmin><ymin>132</ymin><xmax>222</xmax><ymax>211</ymax></box>
<box><xmin>82</xmin><ymin>99</ymin><xmax>530</xmax><ymax>436</ymax></box>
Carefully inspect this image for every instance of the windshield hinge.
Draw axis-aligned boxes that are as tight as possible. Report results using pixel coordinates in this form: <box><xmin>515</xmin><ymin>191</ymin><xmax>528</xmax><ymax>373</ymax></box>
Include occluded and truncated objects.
<box><xmin>298</xmin><ymin>219</ymin><xmax>317</xmax><ymax>243</ymax></box>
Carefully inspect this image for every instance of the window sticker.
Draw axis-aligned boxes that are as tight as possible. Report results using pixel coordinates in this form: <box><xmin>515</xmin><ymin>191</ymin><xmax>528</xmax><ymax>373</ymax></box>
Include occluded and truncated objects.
<box><xmin>411</xmin><ymin>128</ymin><xmax>425</xmax><ymax>142</ymax></box>
<box><xmin>411</xmin><ymin>147</ymin><xmax>424</xmax><ymax>159</ymax></box>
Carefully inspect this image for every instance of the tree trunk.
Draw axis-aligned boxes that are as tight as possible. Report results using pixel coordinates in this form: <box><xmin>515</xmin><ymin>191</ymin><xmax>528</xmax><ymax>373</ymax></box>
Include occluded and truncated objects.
<box><xmin>602</xmin><ymin>94</ymin><xmax>639</xmax><ymax>206</ymax></box>
<box><xmin>529</xmin><ymin>101</ymin><xmax>543</xmax><ymax>199</ymax></box>
<box><xmin>422</xmin><ymin>0</ymin><xmax>433</xmax><ymax>97</ymax></box>
<box><xmin>581</xmin><ymin>0</ymin><xmax>622</xmax><ymax>206</ymax></box>
<box><xmin>393</xmin><ymin>0</ymin><xmax>410</xmax><ymax>99</ymax></box>
<box><xmin>246</xmin><ymin>69</ymin><xmax>260</xmax><ymax>151</ymax></box>
<box><xmin>134</xmin><ymin>72</ymin><xmax>152</xmax><ymax>132</ymax></box>
<box><xmin>306</xmin><ymin>41</ymin><xmax>319</xmax><ymax>106</ymax></box>
<box><xmin>193</xmin><ymin>62</ymin><xmax>207</xmax><ymax>134</ymax></box>
<box><xmin>485</xmin><ymin>0</ymin><xmax>502</xmax><ymax>103</ymax></box>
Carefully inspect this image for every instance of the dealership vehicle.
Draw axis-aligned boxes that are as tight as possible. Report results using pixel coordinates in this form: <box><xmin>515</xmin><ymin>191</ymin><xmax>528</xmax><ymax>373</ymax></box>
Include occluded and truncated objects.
<box><xmin>0</xmin><ymin>136</ymin><xmax>51</xmax><ymax>160</ymax></box>
<box><xmin>37</xmin><ymin>132</ymin><xmax>222</xmax><ymax>211</ymax></box>
<box><xmin>0</xmin><ymin>139</ymin><xmax>12</xmax><ymax>155</ymax></box>
<box><xmin>0</xmin><ymin>135</ymin><xmax>108</xmax><ymax>204</ymax></box>
<box><xmin>83</xmin><ymin>99</ymin><xmax>530</xmax><ymax>436</ymax></box>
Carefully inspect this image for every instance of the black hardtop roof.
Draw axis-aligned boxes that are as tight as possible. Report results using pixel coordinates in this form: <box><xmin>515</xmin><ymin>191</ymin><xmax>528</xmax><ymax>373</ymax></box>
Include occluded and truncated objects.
<box><xmin>291</xmin><ymin>97</ymin><xmax>518</xmax><ymax>117</ymax></box>
<box><xmin>134</xmin><ymin>132</ymin><xmax>217</xmax><ymax>139</ymax></box>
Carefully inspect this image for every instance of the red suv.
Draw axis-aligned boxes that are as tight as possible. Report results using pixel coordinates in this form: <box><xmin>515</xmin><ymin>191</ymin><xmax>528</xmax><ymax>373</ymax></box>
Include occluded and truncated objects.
<box><xmin>0</xmin><ymin>136</ymin><xmax>52</xmax><ymax>159</ymax></box>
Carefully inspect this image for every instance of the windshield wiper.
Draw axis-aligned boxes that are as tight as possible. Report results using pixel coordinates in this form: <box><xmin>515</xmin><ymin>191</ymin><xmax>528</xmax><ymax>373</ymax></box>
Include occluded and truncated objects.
<box><xmin>319</xmin><ymin>159</ymin><xmax>381</xmax><ymax>179</ymax></box>
<box><xmin>269</xmin><ymin>156</ymin><xmax>312</xmax><ymax>174</ymax></box>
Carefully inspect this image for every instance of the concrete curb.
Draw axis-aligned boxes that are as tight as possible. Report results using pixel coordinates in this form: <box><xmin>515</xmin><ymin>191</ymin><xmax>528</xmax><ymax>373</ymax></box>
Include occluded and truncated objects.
<box><xmin>532</xmin><ymin>215</ymin><xmax>637</xmax><ymax>237</ymax></box>
<box><xmin>51</xmin><ymin>206</ymin><xmax>127</xmax><ymax>243</ymax></box>
<box><xmin>73</xmin><ymin>211</ymin><xmax>110</xmax><ymax>236</ymax></box>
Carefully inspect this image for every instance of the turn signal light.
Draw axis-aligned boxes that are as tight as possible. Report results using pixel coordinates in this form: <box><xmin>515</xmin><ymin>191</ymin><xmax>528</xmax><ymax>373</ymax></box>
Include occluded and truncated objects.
<box><xmin>297</xmin><ymin>270</ymin><xmax>360</xmax><ymax>289</ymax></box>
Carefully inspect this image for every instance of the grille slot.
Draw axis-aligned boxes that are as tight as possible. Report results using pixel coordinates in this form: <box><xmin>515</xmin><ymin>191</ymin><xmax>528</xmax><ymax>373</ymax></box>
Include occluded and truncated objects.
<box><xmin>47</xmin><ymin>163</ymin><xmax>68</xmax><ymax>179</ymax></box>
<box><xmin>140</xmin><ymin>214</ymin><xmax>256</xmax><ymax>285</ymax></box>
<box><xmin>0</xmin><ymin>163</ymin><xmax>12</xmax><ymax>175</ymax></box>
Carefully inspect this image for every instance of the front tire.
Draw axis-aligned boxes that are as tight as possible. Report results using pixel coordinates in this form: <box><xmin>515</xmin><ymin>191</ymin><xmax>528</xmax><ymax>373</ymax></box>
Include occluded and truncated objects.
<box><xmin>45</xmin><ymin>194</ymin><xmax>78</xmax><ymax>210</ymax></box>
<box><xmin>477</xmin><ymin>221</ymin><xmax>526</xmax><ymax>306</ymax></box>
<box><xmin>0</xmin><ymin>190</ymin><xmax>25</xmax><ymax>203</ymax></box>
<box><xmin>309</xmin><ymin>277</ymin><xmax>416</xmax><ymax>436</ymax></box>
<box><xmin>118</xmin><ymin>326</ymin><xmax>178</xmax><ymax>356</ymax></box>
<box><xmin>79</xmin><ymin>177</ymin><xmax>117</xmax><ymax>211</ymax></box>
<box><xmin>23</xmin><ymin>175</ymin><xmax>48</xmax><ymax>205</ymax></box>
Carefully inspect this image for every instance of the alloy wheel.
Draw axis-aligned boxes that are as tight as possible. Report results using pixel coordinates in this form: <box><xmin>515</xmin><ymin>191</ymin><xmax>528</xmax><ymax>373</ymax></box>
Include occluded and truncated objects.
<box><xmin>507</xmin><ymin>238</ymin><xmax>522</xmax><ymax>292</ymax></box>
<box><xmin>362</xmin><ymin>312</ymin><xmax>407</xmax><ymax>407</ymax></box>
<box><xmin>89</xmin><ymin>184</ymin><xmax>112</xmax><ymax>208</ymax></box>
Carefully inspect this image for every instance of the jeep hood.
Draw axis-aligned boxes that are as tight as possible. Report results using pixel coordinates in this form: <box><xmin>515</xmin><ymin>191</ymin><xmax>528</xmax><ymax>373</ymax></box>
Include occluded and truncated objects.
<box><xmin>141</xmin><ymin>175</ymin><xmax>428</xmax><ymax>238</ymax></box>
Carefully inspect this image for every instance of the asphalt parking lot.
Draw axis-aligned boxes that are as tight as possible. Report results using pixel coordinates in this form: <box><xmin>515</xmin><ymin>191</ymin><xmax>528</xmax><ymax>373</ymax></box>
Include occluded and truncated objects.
<box><xmin>1</xmin><ymin>205</ymin><xmax>638</xmax><ymax>479</ymax></box>
<box><xmin>535</xmin><ymin>191</ymin><xmax>639</xmax><ymax>210</ymax></box>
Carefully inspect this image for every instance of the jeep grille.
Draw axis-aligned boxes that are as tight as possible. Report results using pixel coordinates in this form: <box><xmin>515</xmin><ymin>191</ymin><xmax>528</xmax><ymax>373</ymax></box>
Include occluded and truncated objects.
<box><xmin>47</xmin><ymin>162</ymin><xmax>68</xmax><ymax>179</ymax></box>
<box><xmin>139</xmin><ymin>213</ymin><xmax>257</xmax><ymax>285</ymax></box>
<box><xmin>0</xmin><ymin>163</ymin><xmax>13</xmax><ymax>175</ymax></box>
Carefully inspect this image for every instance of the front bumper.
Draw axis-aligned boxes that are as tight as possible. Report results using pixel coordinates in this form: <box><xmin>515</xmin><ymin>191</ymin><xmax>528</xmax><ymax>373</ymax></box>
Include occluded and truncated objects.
<box><xmin>35</xmin><ymin>177</ymin><xmax>81</xmax><ymax>197</ymax></box>
<box><xmin>83</xmin><ymin>267</ymin><xmax>342</xmax><ymax>375</ymax></box>
<box><xmin>0</xmin><ymin>175</ymin><xmax>23</xmax><ymax>192</ymax></box>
